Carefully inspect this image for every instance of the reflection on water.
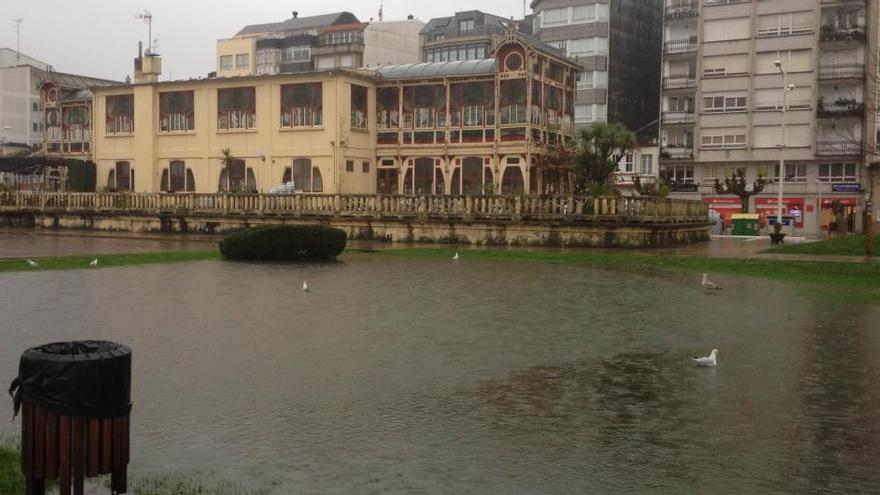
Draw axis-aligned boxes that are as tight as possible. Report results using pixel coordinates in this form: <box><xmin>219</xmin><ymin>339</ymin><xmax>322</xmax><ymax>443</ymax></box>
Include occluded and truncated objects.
<box><xmin>0</xmin><ymin>251</ymin><xmax>878</xmax><ymax>494</ymax></box>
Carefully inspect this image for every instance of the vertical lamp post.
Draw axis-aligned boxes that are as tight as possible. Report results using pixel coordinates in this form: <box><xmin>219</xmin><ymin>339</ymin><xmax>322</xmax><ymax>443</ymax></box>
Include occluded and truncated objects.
<box><xmin>774</xmin><ymin>60</ymin><xmax>792</xmax><ymax>229</ymax></box>
<box><xmin>816</xmin><ymin>179</ymin><xmax>823</xmax><ymax>237</ymax></box>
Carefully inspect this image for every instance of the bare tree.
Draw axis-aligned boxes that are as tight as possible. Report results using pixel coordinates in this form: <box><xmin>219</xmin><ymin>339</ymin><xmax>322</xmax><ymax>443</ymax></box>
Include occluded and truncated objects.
<box><xmin>713</xmin><ymin>170</ymin><xmax>768</xmax><ymax>213</ymax></box>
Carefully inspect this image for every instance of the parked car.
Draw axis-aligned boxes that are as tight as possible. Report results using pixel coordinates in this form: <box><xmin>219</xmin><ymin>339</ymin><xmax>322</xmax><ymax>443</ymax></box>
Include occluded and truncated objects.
<box><xmin>269</xmin><ymin>182</ymin><xmax>297</xmax><ymax>195</ymax></box>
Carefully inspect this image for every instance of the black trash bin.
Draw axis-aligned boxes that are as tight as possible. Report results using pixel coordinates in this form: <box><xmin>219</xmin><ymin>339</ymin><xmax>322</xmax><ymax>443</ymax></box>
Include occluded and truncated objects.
<box><xmin>8</xmin><ymin>341</ymin><xmax>132</xmax><ymax>495</ymax></box>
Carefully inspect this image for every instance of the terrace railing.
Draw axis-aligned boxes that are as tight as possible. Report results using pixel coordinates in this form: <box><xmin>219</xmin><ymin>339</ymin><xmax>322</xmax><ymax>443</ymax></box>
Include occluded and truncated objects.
<box><xmin>0</xmin><ymin>193</ymin><xmax>710</xmax><ymax>223</ymax></box>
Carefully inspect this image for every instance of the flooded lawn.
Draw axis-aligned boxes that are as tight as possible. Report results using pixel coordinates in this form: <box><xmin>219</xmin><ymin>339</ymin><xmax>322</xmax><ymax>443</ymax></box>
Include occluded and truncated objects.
<box><xmin>1</xmin><ymin>241</ymin><xmax>879</xmax><ymax>493</ymax></box>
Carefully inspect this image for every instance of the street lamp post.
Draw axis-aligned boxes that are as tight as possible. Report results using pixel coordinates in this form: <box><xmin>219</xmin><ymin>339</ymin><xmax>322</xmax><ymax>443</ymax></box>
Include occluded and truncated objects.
<box><xmin>816</xmin><ymin>179</ymin><xmax>823</xmax><ymax>238</ymax></box>
<box><xmin>774</xmin><ymin>60</ymin><xmax>793</xmax><ymax>230</ymax></box>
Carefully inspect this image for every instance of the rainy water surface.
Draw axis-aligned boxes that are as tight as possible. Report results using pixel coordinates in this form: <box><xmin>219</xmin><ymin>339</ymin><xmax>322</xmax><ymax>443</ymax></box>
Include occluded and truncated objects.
<box><xmin>1</xmin><ymin>239</ymin><xmax>879</xmax><ymax>493</ymax></box>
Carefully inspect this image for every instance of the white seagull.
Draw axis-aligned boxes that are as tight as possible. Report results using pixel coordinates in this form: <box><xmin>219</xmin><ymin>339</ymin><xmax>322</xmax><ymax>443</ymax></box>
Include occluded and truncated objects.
<box><xmin>452</xmin><ymin>252</ymin><xmax>460</xmax><ymax>261</ymax></box>
<box><xmin>692</xmin><ymin>349</ymin><xmax>719</xmax><ymax>367</ymax></box>
<box><xmin>702</xmin><ymin>273</ymin><xmax>723</xmax><ymax>291</ymax></box>
<box><xmin>302</xmin><ymin>280</ymin><xmax>310</xmax><ymax>293</ymax></box>
<box><xmin>89</xmin><ymin>258</ymin><xmax>99</xmax><ymax>267</ymax></box>
<box><xmin>26</xmin><ymin>259</ymin><xmax>39</xmax><ymax>267</ymax></box>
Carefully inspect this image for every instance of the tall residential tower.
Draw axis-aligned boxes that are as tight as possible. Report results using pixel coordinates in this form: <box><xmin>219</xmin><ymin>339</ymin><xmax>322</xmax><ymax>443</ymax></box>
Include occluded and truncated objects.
<box><xmin>659</xmin><ymin>0</ymin><xmax>880</xmax><ymax>235</ymax></box>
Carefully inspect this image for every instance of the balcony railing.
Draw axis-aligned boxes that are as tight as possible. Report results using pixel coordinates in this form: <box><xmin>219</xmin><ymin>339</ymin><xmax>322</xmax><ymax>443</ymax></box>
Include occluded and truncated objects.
<box><xmin>705</xmin><ymin>0</ymin><xmax>751</xmax><ymax>6</ymax></box>
<box><xmin>663</xmin><ymin>39</ymin><xmax>698</xmax><ymax>55</ymax></box>
<box><xmin>817</xmin><ymin>99</ymin><xmax>865</xmax><ymax>118</ymax></box>
<box><xmin>661</xmin><ymin>111</ymin><xmax>696</xmax><ymax>124</ymax></box>
<box><xmin>820</xmin><ymin>25</ymin><xmax>867</xmax><ymax>42</ymax></box>
<box><xmin>818</xmin><ymin>63</ymin><xmax>865</xmax><ymax>80</ymax></box>
<box><xmin>660</xmin><ymin>146</ymin><xmax>695</xmax><ymax>160</ymax></box>
<box><xmin>662</xmin><ymin>75</ymin><xmax>697</xmax><ymax>89</ymax></box>
<box><xmin>816</xmin><ymin>139</ymin><xmax>863</xmax><ymax>156</ymax></box>
<box><xmin>665</xmin><ymin>3</ymin><xmax>698</xmax><ymax>19</ymax></box>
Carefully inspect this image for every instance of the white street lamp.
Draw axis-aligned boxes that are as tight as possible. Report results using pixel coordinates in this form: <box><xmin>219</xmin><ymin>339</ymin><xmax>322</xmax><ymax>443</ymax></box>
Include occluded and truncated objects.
<box><xmin>774</xmin><ymin>60</ymin><xmax>795</xmax><ymax>230</ymax></box>
<box><xmin>816</xmin><ymin>178</ymin><xmax>823</xmax><ymax>237</ymax></box>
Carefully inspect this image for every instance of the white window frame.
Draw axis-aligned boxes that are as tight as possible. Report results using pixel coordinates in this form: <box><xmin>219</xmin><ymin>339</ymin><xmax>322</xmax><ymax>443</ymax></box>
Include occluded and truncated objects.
<box><xmin>702</xmin><ymin>95</ymin><xmax>747</xmax><ymax>113</ymax></box>
<box><xmin>701</xmin><ymin>130</ymin><xmax>747</xmax><ymax>149</ymax></box>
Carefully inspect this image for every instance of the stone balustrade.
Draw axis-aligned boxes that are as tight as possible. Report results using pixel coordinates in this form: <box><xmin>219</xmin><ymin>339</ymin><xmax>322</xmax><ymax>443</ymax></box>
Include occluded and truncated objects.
<box><xmin>0</xmin><ymin>192</ymin><xmax>709</xmax><ymax>223</ymax></box>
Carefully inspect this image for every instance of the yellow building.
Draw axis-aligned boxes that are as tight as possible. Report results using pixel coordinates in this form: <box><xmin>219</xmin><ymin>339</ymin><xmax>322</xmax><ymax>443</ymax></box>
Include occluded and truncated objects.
<box><xmin>91</xmin><ymin>29</ymin><xmax>580</xmax><ymax>195</ymax></box>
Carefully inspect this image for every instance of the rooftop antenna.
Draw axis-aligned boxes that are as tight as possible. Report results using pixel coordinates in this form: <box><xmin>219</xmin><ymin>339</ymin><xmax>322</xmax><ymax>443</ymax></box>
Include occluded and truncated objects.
<box><xmin>12</xmin><ymin>18</ymin><xmax>22</xmax><ymax>66</ymax></box>
<box><xmin>135</xmin><ymin>9</ymin><xmax>153</xmax><ymax>54</ymax></box>
<box><xmin>379</xmin><ymin>0</ymin><xmax>384</xmax><ymax>22</ymax></box>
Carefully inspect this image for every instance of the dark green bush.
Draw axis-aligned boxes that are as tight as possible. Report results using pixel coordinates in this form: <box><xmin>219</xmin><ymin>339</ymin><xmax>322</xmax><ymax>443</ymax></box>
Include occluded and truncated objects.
<box><xmin>219</xmin><ymin>224</ymin><xmax>347</xmax><ymax>261</ymax></box>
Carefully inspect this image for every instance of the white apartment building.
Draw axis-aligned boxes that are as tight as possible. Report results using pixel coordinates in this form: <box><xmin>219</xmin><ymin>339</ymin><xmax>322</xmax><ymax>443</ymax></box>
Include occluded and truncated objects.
<box><xmin>659</xmin><ymin>0</ymin><xmax>880</xmax><ymax>235</ymax></box>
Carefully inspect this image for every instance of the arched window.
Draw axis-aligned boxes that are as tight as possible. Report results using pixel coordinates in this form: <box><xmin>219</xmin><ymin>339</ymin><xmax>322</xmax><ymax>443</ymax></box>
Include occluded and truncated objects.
<box><xmin>246</xmin><ymin>168</ymin><xmax>257</xmax><ymax>193</ymax></box>
<box><xmin>186</xmin><ymin>169</ymin><xmax>196</xmax><ymax>192</ymax></box>
<box><xmin>403</xmin><ymin>168</ymin><xmax>413</xmax><ymax>195</ymax></box>
<box><xmin>462</xmin><ymin>157</ymin><xmax>483</xmax><ymax>196</ymax></box>
<box><xmin>291</xmin><ymin>159</ymin><xmax>323</xmax><ymax>193</ymax></box>
<box><xmin>162</xmin><ymin>161</ymin><xmax>196</xmax><ymax>192</ymax></box>
<box><xmin>109</xmin><ymin>161</ymin><xmax>133</xmax><ymax>191</ymax></box>
<box><xmin>414</xmin><ymin>158</ymin><xmax>434</xmax><ymax>195</ymax></box>
<box><xmin>501</xmin><ymin>166</ymin><xmax>524</xmax><ymax>195</ymax></box>
<box><xmin>450</xmin><ymin>168</ymin><xmax>461</xmax><ymax>195</ymax></box>
<box><xmin>219</xmin><ymin>159</ymin><xmax>246</xmax><ymax>192</ymax></box>
<box><xmin>434</xmin><ymin>168</ymin><xmax>445</xmax><ymax>195</ymax></box>
<box><xmin>485</xmin><ymin>168</ymin><xmax>494</xmax><ymax>194</ymax></box>
<box><xmin>170</xmin><ymin>160</ymin><xmax>186</xmax><ymax>191</ymax></box>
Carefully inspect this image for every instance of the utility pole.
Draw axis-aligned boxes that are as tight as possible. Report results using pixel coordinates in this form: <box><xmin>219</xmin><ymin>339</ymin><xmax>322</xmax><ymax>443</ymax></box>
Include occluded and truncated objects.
<box><xmin>12</xmin><ymin>18</ymin><xmax>22</xmax><ymax>66</ymax></box>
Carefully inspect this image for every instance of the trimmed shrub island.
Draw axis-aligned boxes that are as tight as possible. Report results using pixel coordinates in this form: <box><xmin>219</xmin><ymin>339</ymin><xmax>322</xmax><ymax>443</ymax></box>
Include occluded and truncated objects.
<box><xmin>219</xmin><ymin>224</ymin><xmax>347</xmax><ymax>261</ymax></box>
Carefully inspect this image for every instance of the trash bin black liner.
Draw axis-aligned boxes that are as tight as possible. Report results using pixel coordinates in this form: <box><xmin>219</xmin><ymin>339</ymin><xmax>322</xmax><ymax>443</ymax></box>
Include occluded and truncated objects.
<box><xmin>8</xmin><ymin>341</ymin><xmax>132</xmax><ymax>419</ymax></box>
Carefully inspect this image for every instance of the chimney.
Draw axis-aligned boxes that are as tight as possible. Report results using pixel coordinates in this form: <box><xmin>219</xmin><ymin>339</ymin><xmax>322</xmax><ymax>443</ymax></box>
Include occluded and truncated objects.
<box><xmin>133</xmin><ymin>42</ymin><xmax>162</xmax><ymax>84</ymax></box>
<box><xmin>407</xmin><ymin>14</ymin><xmax>414</xmax><ymax>20</ymax></box>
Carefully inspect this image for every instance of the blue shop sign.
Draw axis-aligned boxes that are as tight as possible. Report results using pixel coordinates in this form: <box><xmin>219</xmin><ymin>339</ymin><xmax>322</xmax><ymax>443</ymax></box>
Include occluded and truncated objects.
<box><xmin>832</xmin><ymin>183</ymin><xmax>861</xmax><ymax>193</ymax></box>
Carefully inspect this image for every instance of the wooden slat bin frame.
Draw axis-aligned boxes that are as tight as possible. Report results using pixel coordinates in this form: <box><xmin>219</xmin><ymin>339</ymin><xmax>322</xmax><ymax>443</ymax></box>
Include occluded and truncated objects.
<box><xmin>20</xmin><ymin>399</ymin><xmax>129</xmax><ymax>495</ymax></box>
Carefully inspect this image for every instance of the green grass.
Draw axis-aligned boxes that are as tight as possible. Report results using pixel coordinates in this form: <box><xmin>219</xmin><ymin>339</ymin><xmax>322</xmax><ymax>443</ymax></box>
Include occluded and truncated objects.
<box><xmin>2</xmin><ymin>441</ymin><xmax>267</xmax><ymax>495</ymax></box>
<box><xmin>0</xmin><ymin>250</ymin><xmax>220</xmax><ymax>273</ymax></box>
<box><xmin>764</xmin><ymin>234</ymin><xmax>880</xmax><ymax>257</ymax></box>
<box><xmin>3</xmin><ymin>245</ymin><xmax>879</xmax><ymax>304</ymax></box>
<box><xmin>360</xmin><ymin>248</ymin><xmax>880</xmax><ymax>305</ymax></box>
<box><xmin>0</xmin><ymin>443</ymin><xmax>24</xmax><ymax>495</ymax></box>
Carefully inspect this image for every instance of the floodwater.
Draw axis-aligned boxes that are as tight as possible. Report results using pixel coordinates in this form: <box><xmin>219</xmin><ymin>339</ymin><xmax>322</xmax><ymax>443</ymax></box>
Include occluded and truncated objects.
<box><xmin>1</xmin><ymin>238</ymin><xmax>880</xmax><ymax>493</ymax></box>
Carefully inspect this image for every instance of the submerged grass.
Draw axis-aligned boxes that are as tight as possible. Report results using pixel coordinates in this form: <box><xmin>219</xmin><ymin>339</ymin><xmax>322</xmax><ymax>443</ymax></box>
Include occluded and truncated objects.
<box><xmin>119</xmin><ymin>473</ymin><xmax>271</xmax><ymax>495</ymax></box>
<box><xmin>764</xmin><ymin>234</ymin><xmax>880</xmax><ymax>257</ymax></box>
<box><xmin>3</xmin><ymin>244</ymin><xmax>879</xmax><ymax>304</ymax></box>
<box><xmin>0</xmin><ymin>250</ymin><xmax>219</xmax><ymax>273</ymax></box>
<box><xmin>360</xmin><ymin>247</ymin><xmax>880</xmax><ymax>305</ymax></box>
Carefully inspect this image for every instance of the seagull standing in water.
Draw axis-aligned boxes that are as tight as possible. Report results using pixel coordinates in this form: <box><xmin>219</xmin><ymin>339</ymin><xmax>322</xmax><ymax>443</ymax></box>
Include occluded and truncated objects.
<box><xmin>702</xmin><ymin>273</ymin><xmax>723</xmax><ymax>291</ymax></box>
<box><xmin>692</xmin><ymin>349</ymin><xmax>719</xmax><ymax>367</ymax></box>
<box><xmin>89</xmin><ymin>258</ymin><xmax>98</xmax><ymax>267</ymax></box>
<box><xmin>452</xmin><ymin>252</ymin><xmax>460</xmax><ymax>261</ymax></box>
<box><xmin>26</xmin><ymin>259</ymin><xmax>38</xmax><ymax>268</ymax></box>
<box><xmin>302</xmin><ymin>280</ymin><xmax>310</xmax><ymax>293</ymax></box>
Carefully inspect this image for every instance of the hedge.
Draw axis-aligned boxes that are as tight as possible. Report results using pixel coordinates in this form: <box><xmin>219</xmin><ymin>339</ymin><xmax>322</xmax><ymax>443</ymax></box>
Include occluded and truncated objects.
<box><xmin>219</xmin><ymin>224</ymin><xmax>346</xmax><ymax>261</ymax></box>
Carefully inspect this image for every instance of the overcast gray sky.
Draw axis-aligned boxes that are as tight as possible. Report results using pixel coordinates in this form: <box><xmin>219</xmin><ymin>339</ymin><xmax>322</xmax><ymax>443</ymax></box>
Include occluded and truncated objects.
<box><xmin>2</xmin><ymin>0</ymin><xmax>527</xmax><ymax>81</ymax></box>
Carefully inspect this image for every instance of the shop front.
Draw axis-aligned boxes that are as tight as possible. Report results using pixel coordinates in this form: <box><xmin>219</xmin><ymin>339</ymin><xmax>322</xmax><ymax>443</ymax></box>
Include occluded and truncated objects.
<box><xmin>755</xmin><ymin>197</ymin><xmax>805</xmax><ymax>230</ymax></box>
<box><xmin>819</xmin><ymin>197</ymin><xmax>859</xmax><ymax>235</ymax></box>
<box><xmin>704</xmin><ymin>196</ymin><xmax>742</xmax><ymax>227</ymax></box>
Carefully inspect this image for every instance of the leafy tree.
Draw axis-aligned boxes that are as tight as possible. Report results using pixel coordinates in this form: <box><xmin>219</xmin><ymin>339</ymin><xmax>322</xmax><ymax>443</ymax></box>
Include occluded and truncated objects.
<box><xmin>574</xmin><ymin>123</ymin><xmax>637</xmax><ymax>194</ymax></box>
<box><xmin>713</xmin><ymin>169</ymin><xmax>767</xmax><ymax>213</ymax></box>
